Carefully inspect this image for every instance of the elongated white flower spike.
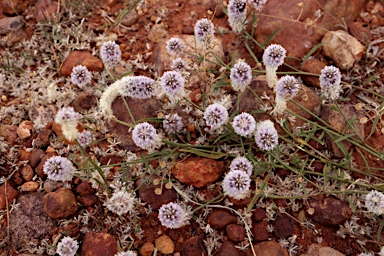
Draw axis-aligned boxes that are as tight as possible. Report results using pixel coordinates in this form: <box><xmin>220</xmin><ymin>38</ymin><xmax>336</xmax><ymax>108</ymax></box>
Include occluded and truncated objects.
<box><xmin>263</xmin><ymin>44</ymin><xmax>286</xmax><ymax>89</ymax></box>
<box><xmin>319</xmin><ymin>65</ymin><xmax>342</xmax><ymax>101</ymax></box>
<box><xmin>230</xmin><ymin>61</ymin><xmax>252</xmax><ymax>92</ymax></box>
<box><xmin>228</xmin><ymin>0</ymin><xmax>247</xmax><ymax>33</ymax></box>
<box><xmin>272</xmin><ymin>75</ymin><xmax>300</xmax><ymax>116</ymax></box>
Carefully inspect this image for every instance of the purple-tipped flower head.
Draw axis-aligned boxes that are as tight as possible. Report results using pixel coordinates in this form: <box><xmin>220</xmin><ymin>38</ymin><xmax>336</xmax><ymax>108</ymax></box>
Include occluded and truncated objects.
<box><xmin>158</xmin><ymin>202</ymin><xmax>186</xmax><ymax>229</ymax></box>
<box><xmin>248</xmin><ymin>0</ymin><xmax>267</xmax><ymax>11</ymax></box>
<box><xmin>228</xmin><ymin>0</ymin><xmax>247</xmax><ymax>32</ymax></box>
<box><xmin>166</xmin><ymin>38</ymin><xmax>185</xmax><ymax>55</ymax></box>
<box><xmin>319</xmin><ymin>66</ymin><xmax>342</xmax><ymax>100</ymax></box>
<box><xmin>230</xmin><ymin>61</ymin><xmax>252</xmax><ymax>92</ymax></box>
<box><xmin>255</xmin><ymin>120</ymin><xmax>278</xmax><ymax>151</ymax></box>
<box><xmin>263</xmin><ymin>44</ymin><xmax>286</xmax><ymax>69</ymax></box>
<box><xmin>77</xmin><ymin>130</ymin><xmax>92</xmax><ymax>147</ymax></box>
<box><xmin>232</xmin><ymin>112</ymin><xmax>256</xmax><ymax>136</ymax></box>
<box><xmin>160</xmin><ymin>71</ymin><xmax>185</xmax><ymax>99</ymax></box>
<box><xmin>100</xmin><ymin>41</ymin><xmax>121</xmax><ymax>67</ymax></box>
<box><xmin>276</xmin><ymin>75</ymin><xmax>300</xmax><ymax>100</ymax></box>
<box><xmin>56</xmin><ymin>236</ymin><xmax>79</xmax><ymax>256</ymax></box>
<box><xmin>223</xmin><ymin>169</ymin><xmax>251</xmax><ymax>200</ymax></box>
<box><xmin>204</xmin><ymin>103</ymin><xmax>228</xmax><ymax>130</ymax></box>
<box><xmin>163</xmin><ymin>113</ymin><xmax>183</xmax><ymax>133</ymax></box>
<box><xmin>55</xmin><ymin>107</ymin><xmax>81</xmax><ymax>125</ymax></box>
<box><xmin>171</xmin><ymin>58</ymin><xmax>188</xmax><ymax>71</ymax></box>
<box><xmin>71</xmin><ymin>65</ymin><xmax>91</xmax><ymax>88</ymax></box>
<box><xmin>194</xmin><ymin>18</ymin><xmax>215</xmax><ymax>46</ymax></box>
<box><xmin>365</xmin><ymin>190</ymin><xmax>384</xmax><ymax>215</ymax></box>
<box><xmin>115</xmin><ymin>251</ymin><xmax>137</xmax><ymax>256</ymax></box>
<box><xmin>118</xmin><ymin>76</ymin><xmax>155</xmax><ymax>99</ymax></box>
<box><xmin>107</xmin><ymin>190</ymin><xmax>135</xmax><ymax>215</ymax></box>
<box><xmin>229</xmin><ymin>156</ymin><xmax>253</xmax><ymax>176</ymax></box>
<box><xmin>132</xmin><ymin>122</ymin><xmax>158</xmax><ymax>150</ymax></box>
<box><xmin>43</xmin><ymin>156</ymin><xmax>76</xmax><ymax>182</ymax></box>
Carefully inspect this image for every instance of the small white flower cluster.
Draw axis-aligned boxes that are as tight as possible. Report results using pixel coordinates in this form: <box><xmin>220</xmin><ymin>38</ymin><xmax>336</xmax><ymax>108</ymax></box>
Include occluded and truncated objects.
<box><xmin>114</xmin><ymin>251</ymin><xmax>137</xmax><ymax>256</ymax></box>
<box><xmin>56</xmin><ymin>236</ymin><xmax>78</xmax><ymax>256</ymax></box>
<box><xmin>43</xmin><ymin>156</ymin><xmax>76</xmax><ymax>182</ymax></box>
<box><xmin>132</xmin><ymin>122</ymin><xmax>161</xmax><ymax>150</ymax></box>
<box><xmin>319</xmin><ymin>65</ymin><xmax>342</xmax><ymax>101</ymax></box>
<box><xmin>55</xmin><ymin>107</ymin><xmax>82</xmax><ymax>141</ymax></box>
<box><xmin>158</xmin><ymin>202</ymin><xmax>189</xmax><ymax>229</ymax></box>
<box><xmin>107</xmin><ymin>190</ymin><xmax>135</xmax><ymax>216</ymax></box>
<box><xmin>71</xmin><ymin>65</ymin><xmax>91</xmax><ymax>88</ymax></box>
<box><xmin>263</xmin><ymin>44</ymin><xmax>286</xmax><ymax>89</ymax></box>
<box><xmin>365</xmin><ymin>190</ymin><xmax>384</xmax><ymax>215</ymax></box>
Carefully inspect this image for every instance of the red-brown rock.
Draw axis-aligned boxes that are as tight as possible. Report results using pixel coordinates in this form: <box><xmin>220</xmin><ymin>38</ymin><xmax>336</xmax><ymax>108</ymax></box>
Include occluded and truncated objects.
<box><xmin>207</xmin><ymin>210</ymin><xmax>237</xmax><ymax>229</ymax></box>
<box><xmin>81</xmin><ymin>232</ymin><xmax>118</xmax><ymax>256</ymax></box>
<box><xmin>301</xmin><ymin>59</ymin><xmax>327</xmax><ymax>88</ymax></box>
<box><xmin>172</xmin><ymin>157</ymin><xmax>225</xmax><ymax>188</ymax></box>
<box><xmin>0</xmin><ymin>125</ymin><xmax>18</xmax><ymax>144</ymax></box>
<box><xmin>216</xmin><ymin>241</ymin><xmax>241</xmax><ymax>256</ymax></box>
<box><xmin>252</xmin><ymin>241</ymin><xmax>288</xmax><ymax>256</ymax></box>
<box><xmin>60</xmin><ymin>51</ymin><xmax>103</xmax><ymax>76</ymax></box>
<box><xmin>43</xmin><ymin>188</ymin><xmax>78</xmax><ymax>219</ymax></box>
<box><xmin>76</xmin><ymin>180</ymin><xmax>95</xmax><ymax>196</ymax></box>
<box><xmin>2</xmin><ymin>0</ymin><xmax>35</xmax><ymax>15</ymax></box>
<box><xmin>35</xmin><ymin>0</ymin><xmax>59</xmax><ymax>22</ymax></box>
<box><xmin>348</xmin><ymin>21</ymin><xmax>372</xmax><ymax>43</ymax></box>
<box><xmin>274</xmin><ymin>213</ymin><xmax>294</xmax><ymax>239</ymax></box>
<box><xmin>252</xmin><ymin>220</ymin><xmax>270</xmax><ymax>242</ymax></box>
<box><xmin>0</xmin><ymin>182</ymin><xmax>18</xmax><ymax>209</ymax></box>
<box><xmin>252</xmin><ymin>207</ymin><xmax>267</xmax><ymax>222</ymax></box>
<box><xmin>20</xmin><ymin>164</ymin><xmax>34</xmax><ymax>181</ymax></box>
<box><xmin>182</xmin><ymin>236</ymin><xmax>207</xmax><ymax>256</ymax></box>
<box><xmin>226</xmin><ymin>224</ymin><xmax>245</xmax><ymax>243</ymax></box>
<box><xmin>77</xmin><ymin>194</ymin><xmax>98</xmax><ymax>207</ymax></box>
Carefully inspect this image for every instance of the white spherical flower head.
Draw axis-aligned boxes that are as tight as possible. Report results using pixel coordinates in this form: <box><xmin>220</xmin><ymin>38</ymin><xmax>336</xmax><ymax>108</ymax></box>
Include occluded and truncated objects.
<box><xmin>204</xmin><ymin>103</ymin><xmax>229</xmax><ymax>130</ymax></box>
<box><xmin>159</xmin><ymin>202</ymin><xmax>186</xmax><ymax>229</ymax></box>
<box><xmin>230</xmin><ymin>61</ymin><xmax>252</xmax><ymax>92</ymax></box>
<box><xmin>100</xmin><ymin>41</ymin><xmax>122</xmax><ymax>67</ymax></box>
<box><xmin>77</xmin><ymin>130</ymin><xmax>92</xmax><ymax>147</ymax></box>
<box><xmin>132</xmin><ymin>122</ymin><xmax>158</xmax><ymax>150</ymax></box>
<box><xmin>118</xmin><ymin>76</ymin><xmax>155</xmax><ymax>99</ymax></box>
<box><xmin>263</xmin><ymin>44</ymin><xmax>286</xmax><ymax>69</ymax></box>
<box><xmin>56</xmin><ymin>236</ymin><xmax>79</xmax><ymax>256</ymax></box>
<box><xmin>223</xmin><ymin>169</ymin><xmax>251</xmax><ymax>200</ymax></box>
<box><xmin>71</xmin><ymin>65</ymin><xmax>91</xmax><ymax>88</ymax></box>
<box><xmin>249</xmin><ymin>0</ymin><xmax>267</xmax><ymax>11</ymax></box>
<box><xmin>228</xmin><ymin>0</ymin><xmax>247</xmax><ymax>32</ymax></box>
<box><xmin>194</xmin><ymin>18</ymin><xmax>215</xmax><ymax>46</ymax></box>
<box><xmin>43</xmin><ymin>156</ymin><xmax>76</xmax><ymax>182</ymax></box>
<box><xmin>255</xmin><ymin>120</ymin><xmax>279</xmax><ymax>151</ymax></box>
<box><xmin>166</xmin><ymin>37</ymin><xmax>185</xmax><ymax>55</ymax></box>
<box><xmin>232</xmin><ymin>112</ymin><xmax>256</xmax><ymax>136</ymax></box>
<box><xmin>319</xmin><ymin>65</ymin><xmax>342</xmax><ymax>101</ymax></box>
<box><xmin>163</xmin><ymin>113</ymin><xmax>183</xmax><ymax>133</ymax></box>
<box><xmin>276</xmin><ymin>75</ymin><xmax>300</xmax><ymax>100</ymax></box>
<box><xmin>365</xmin><ymin>190</ymin><xmax>384</xmax><ymax>215</ymax></box>
<box><xmin>160</xmin><ymin>71</ymin><xmax>185</xmax><ymax>99</ymax></box>
<box><xmin>107</xmin><ymin>190</ymin><xmax>135</xmax><ymax>216</ymax></box>
<box><xmin>229</xmin><ymin>156</ymin><xmax>253</xmax><ymax>176</ymax></box>
<box><xmin>115</xmin><ymin>251</ymin><xmax>137</xmax><ymax>256</ymax></box>
<box><xmin>171</xmin><ymin>58</ymin><xmax>188</xmax><ymax>71</ymax></box>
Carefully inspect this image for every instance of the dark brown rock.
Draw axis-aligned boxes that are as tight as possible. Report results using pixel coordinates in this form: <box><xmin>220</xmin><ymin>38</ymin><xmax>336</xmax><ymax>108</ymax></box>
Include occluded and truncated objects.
<box><xmin>207</xmin><ymin>210</ymin><xmax>237</xmax><ymax>229</ymax></box>
<box><xmin>0</xmin><ymin>16</ymin><xmax>23</xmax><ymax>35</ymax></box>
<box><xmin>308</xmin><ymin>195</ymin><xmax>352</xmax><ymax>226</ymax></box>
<box><xmin>252</xmin><ymin>220</ymin><xmax>269</xmax><ymax>242</ymax></box>
<box><xmin>226</xmin><ymin>224</ymin><xmax>245</xmax><ymax>243</ymax></box>
<box><xmin>43</xmin><ymin>188</ymin><xmax>78</xmax><ymax>219</ymax></box>
<box><xmin>10</xmin><ymin>192</ymin><xmax>54</xmax><ymax>250</ymax></box>
<box><xmin>77</xmin><ymin>194</ymin><xmax>98</xmax><ymax>207</ymax></box>
<box><xmin>81</xmin><ymin>232</ymin><xmax>118</xmax><ymax>256</ymax></box>
<box><xmin>109</xmin><ymin>96</ymin><xmax>161</xmax><ymax>149</ymax></box>
<box><xmin>29</xmin><ymin>149</ymin><xmax>45</xmax><ymax>168</ymax></box>
<box><xmin>274</xmin><ymin>213</ymin><xmax>294</xmax><ymax>239</ymax></box>
<box><xmin>301</xmin><ymin>59</ymin><xmax>327</xmax><ymax>88</ymax></box>
<box><xmin>182</xmin><ymin>236</ymin><xmax>207</xmax><ymax>256</ymax></box>
<box><xmin>255</xmin><ymin>0</ymin><xmax>368</xmax><ymax>66</ymax></box>
<box><xmin>0</xmin><ymin>125</ymin><xmax>18</xmax><ymax>144</ymax></box>
<box><xmin>73</xmin><ymin>92</ymin><xmax>97</xmax><ymax>113</ymax></box>
<box><xmin>348</xmin><ymin>21</ymin><xmax>372</xmax><ymax>43</ymax></box>
<box><xmin>35</xmin><ymin>0</ymin><xmax>59</xmax><ymax>22</ymax></box>
<box><xmin>0</xmin><ymin>182</ymin><xmax>18</xmax><ymax>209</ymax></box>
<box><xmin>2</xmin><ymin>0</ymin><xmax>35</xmax><ymax>15</ymax></box>
<box><xmin>136</xmin><ymin>176</ymin><xmax>177</xmax><ymax>210</ymax></box>
<box><xmin>76</xmin><ymin>180</ymin><xmax>95</xmax><ymax>196</ymax></box>
<box><xmin>252</xmin><ymin>241</ymin><xmax>288</xmax><ymax>256</ymax></box>
<box><xmin>35</xmin><ymin>152</ymin><xmax>56</xmax><ymax>178</ymax></box>
<box><xmin>217</xmin><ymin>241</ymin><xmax>241</xmax><ymax>256</ymax></box>
<box><xmin>172</xmin><ymin>157</ymin><xmax>225</xmax><ymax>188</ymax></box>
<box><xmin>34</xmin><ymin>128</ymin><xmax>51</xmax><ymax>148</ymax></box>
<box><xmin>60</xmin><ymin>51</ymin><xmax>103</xmax><ymax>76</ymax></box>
<box><xmin>252</xmin><ymin>208</ymin><xmax>267</xmax><ymax>222</ymax></box>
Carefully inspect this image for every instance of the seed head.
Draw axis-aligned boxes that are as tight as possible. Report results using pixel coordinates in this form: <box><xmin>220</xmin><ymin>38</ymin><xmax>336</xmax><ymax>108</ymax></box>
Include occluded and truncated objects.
<box><xmin>262</xmin><ymin>44</ymin><xmax>286</xmax><ymax>69</ymax></box>
<box><xmin>228</xmin><ymin>0</ymin><xmax>247</xmax><ymax>32</ymax></box>
<box><xmin>107</xmin><ymin>190</ymin><xmax>135</xmax><ymax>216</ymax></box>
<box><xmin>118</xmin><ymin>76</ymin><xmax>155</xmax><ymax>99</ymax></box>
<box><xmin>229</xmin><ymin>156</ymin><xmax>253</xmax><ymax>176</ymax></box>
<box><xmin>163</xmin><ymin>113</ymin><xmax>183</xmax><ymax>133</ymax></box>
<box><xmin>248</xmin><ymin>0</ymin><xmax>267</xmax><ymax>11</ymax></box>
<box><xmin>132</xmin><ymin>122</ymin><xmax>158</xmax><ymax>150</ymax></box>
<box><xmin>276</xmin><ymin>75</ymin><xmax>300</xmax><ymax>99</ymax></box>
<box><xmin>166</xmin><ymin>37</ymin><xmax>185</xmax><ymax>55</ymax></box>
<box><xmin>43</xmin><ymin>156</ymin><xmax>76</xmax><ymax>182</ymax></box>
<box><xmin>223</xmin><ymin>169</ymin><xmax>251</xmax><ymax>200</ymax></box>
<box><xmin>255</xmin><ymin>120</ymin><xmax>279</xmax><ymax>151</ymax></box>
<box><xmin>158</xmin><ymin>202</ymin><xmax>186</xmax><ymax>229</ymax></box>
<box><xmin>160</xmin><ymin>71</ymin><xmax>185</xmax><ymax>100</ymax></box>
<box><xmin>365</xmin><ymin>190</ymin><xmax>384</xmax><ymax>215</ymax></box>
<box><xmin>70</xmin><ymin>65</ymin><xmax>91</xmax><ymax>88</ymax></box>
<box><xmin>230</xmin><ymin>61</ymin><xmax>252</xmax><ymax>92</ymax></box>
<box><xmin>194</xmin><ymin>18</ymin><xmax>215</xmax><ymax>46</ymax></box>
<box><xmin>56</xmin><ymin>236</ymin><xmax>79</xmax><ymax>256</ymax></box>
<box><xmin>100</xmin><ymin>41</ymin><xmax>121</xmax><ymax>67</ymax></box>
<box><xmin>232</xmin><ymin>112</ymin><xmax>256</xmax><ymax>136</ymax></box>
<box><xmin>204</xmin><ymin>103</ymin><xmax>228</xmax><ymax>130</ymax></box>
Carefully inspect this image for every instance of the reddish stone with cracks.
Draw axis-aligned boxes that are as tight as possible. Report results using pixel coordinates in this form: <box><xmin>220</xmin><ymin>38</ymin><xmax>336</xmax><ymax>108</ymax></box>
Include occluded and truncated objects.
<box><xmin>81</xmin><ymin>232</ymin><xmax>118</xmax><ymax>256</ymax></box>
<box><xmin>43</xmin><ymin>188</ymin><xmax>78</xmax><ymax>219</ymax></box>
<box><xmin>172</xmin><ymin>157</ymin><xmax>225</xmax><ymax>188</ymax></box>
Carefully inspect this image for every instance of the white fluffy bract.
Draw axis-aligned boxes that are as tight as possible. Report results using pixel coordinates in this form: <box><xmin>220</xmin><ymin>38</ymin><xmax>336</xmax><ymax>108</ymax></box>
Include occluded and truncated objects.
<box><xmin>107</xmin><ymin>190</ymin><xmax>135</xmax><ymax>215</ymax></box>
